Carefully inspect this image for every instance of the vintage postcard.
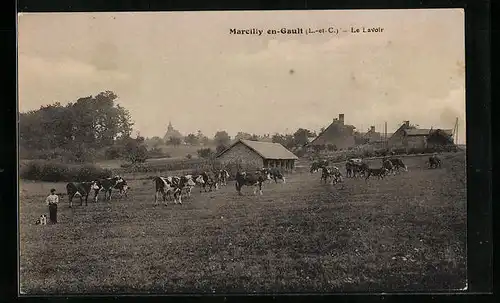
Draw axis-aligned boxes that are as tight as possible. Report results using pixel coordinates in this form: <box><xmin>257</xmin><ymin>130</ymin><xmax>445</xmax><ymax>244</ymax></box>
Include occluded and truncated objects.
<box><xmin>18</xmin><ymin>9</ymin><xmax>466</xmax><ymax>294</ymax></box>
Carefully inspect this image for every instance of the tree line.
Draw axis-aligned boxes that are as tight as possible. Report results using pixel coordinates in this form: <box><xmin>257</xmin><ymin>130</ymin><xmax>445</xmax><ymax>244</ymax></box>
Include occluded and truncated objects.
<box><xmin>20</xmin><ymin>90</ymin><xmax>321</xmax><ymax>163</ymax></box>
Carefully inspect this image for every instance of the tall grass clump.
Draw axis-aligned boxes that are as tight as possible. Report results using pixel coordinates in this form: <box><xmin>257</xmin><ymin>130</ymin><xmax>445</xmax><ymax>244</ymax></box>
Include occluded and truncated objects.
<box><xmin>20</xmin><ymin>160</ymin><xmax>113</xmax><ymax>182</ymax></box>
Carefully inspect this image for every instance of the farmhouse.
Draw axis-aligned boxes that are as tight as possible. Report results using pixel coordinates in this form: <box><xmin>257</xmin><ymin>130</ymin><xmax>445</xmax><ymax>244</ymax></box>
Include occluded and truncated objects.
<box><xmin>308</xmin><ymin>114</ymin><xmax>356</xmax><ymax>150</ymax></box>
<box><xmin>216</xmin><ymin>139</ymin><xmax>299</xmax><ymax>171</ymax></box>
<box><xmin>388</xmin><ymin>121</ymin><xmax>454</xmax><ymax>149</ymax></box>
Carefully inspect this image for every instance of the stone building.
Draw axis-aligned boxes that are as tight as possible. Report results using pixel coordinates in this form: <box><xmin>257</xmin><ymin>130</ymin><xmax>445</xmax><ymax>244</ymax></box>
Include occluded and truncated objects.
<box><xmin>215</xmin><ymin>139</ymin><xmax>298</xmax><ymax>171</ymax></box>
<box><xmin>388</xmin><ymin>121</ymin><xmax>454</xmax><ymax>149</ymax></box>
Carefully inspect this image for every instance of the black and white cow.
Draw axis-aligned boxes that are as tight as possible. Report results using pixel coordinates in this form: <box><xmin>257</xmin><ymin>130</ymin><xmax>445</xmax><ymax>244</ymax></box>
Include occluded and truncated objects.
<box><xmin>261</xmin><ymin>167</ymin><xmax>286</xmax><ymax>184</ymax></box>
<box><xmin>216</xmin><ymin>169</ymin><xmax>230</xmax><ymax>186</ymax></box>
<box><xmin>235</xmin><ymin>170</ymin><xmax>272</xmax><ymax>196</ymax></box>
<box><xmin>180</xmin><ymin>174</ymin><xmax>203</xmax><ymax>198</ymax></box>
<box><xmin>113</xmin><ymin>179</ymin><xmax>130</xmax><ymax>198</ymax></box>
<box><xmin>200</xmin><ymin>171</ymin><xmax>219</xmax><ymax>192</ymax></box>
<box><xmin>66</xmin><ymin>181</ymin><xmax>101</xmax><ymax>208</ymax></box>
<box><xmin>320</xmin><ymin>166</ymin><xmax>343</xmax><ymax>184</ymax></box>
<box><xmin>153</xmin><ymin>176</ymin><xmax>183</xmax><ymax>205</ymax></box>
<box><xmin>427</xmin><ymin>155</ymin><xmax>442</xmax><ymax>169</ymax></box>
<box><xmin>365</xmin><ymin>167</ymin><xmax>389</xmax><ymax>181</ymax></box>
<box><xmin>310</xmin><ymin>160</ymin><xmax>329</xmax><ymax>173</ymax></box>
<box><xmin>382</xmin><ymin>159</ymin><xmax>396</xmax><ymax>175</ymax></box>
<box><xmin>383</xmin><ymin>157</ymin><xmax>408</xmax><ymax>172</ymax></box>
<box><xmin>346</xmin><ymin>159</ymin><xmax>368</xmax><ymax>178</ymax></box>
<box><xmin>95</xmin><ymin>176</ymin><xmax>125</xmax><ymax>201</ymax></box>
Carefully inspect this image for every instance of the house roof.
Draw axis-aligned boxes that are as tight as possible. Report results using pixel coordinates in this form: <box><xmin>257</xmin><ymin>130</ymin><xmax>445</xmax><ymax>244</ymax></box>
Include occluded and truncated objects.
<box><xmin>404</xmin><ymin>129</ymin><xmax>432</xmax><ymax>136</ymax></box>
<box><xmin>310</xmin><ymin>121</ymin><xmax>356</xmax><ymax>145</ymax></box>
<box><xmin>433</xmin><ymin>129</ymin><xmax>454</xmax><ymax>136</ymax></box>
<box><xmin>216</xmin><ymin>139</ymin><xmax>299</xmax><ymax>160</ymax></box>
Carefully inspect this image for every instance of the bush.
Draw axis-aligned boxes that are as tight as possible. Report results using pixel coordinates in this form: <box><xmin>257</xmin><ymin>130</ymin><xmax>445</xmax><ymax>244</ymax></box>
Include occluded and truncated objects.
<box><xmin>105</xmin><ymin>146</ymin><xmax>122</xmax><ymax>160</ymax></box>
<box><xmin>186</xmin><ymin>154</ymin><xmax>193</xmax><ymax>159</ymax></box>
<box><xmin>20</xmin><ymin>160</ymin><xmax>113</xmax><ymax>182</ymax></box>
<box><xmin>197</xmin><ymin>148</ymin><xmax>213</xmax><ymax>159</ymax></box>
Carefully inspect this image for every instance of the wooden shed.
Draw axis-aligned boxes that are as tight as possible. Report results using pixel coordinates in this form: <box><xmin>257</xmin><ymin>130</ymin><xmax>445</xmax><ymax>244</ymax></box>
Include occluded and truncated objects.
<box><xmin>215</xmin><ymin>139</ymin><xmax>299</xmax><ymax>171</ymax></box>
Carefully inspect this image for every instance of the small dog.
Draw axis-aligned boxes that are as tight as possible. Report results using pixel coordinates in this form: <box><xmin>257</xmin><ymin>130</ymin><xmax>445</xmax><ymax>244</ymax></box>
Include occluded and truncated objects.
<box><xmin>35</xmin><ymin>214</ymin><xmax>47</xmax><ymax>225</ymax></box>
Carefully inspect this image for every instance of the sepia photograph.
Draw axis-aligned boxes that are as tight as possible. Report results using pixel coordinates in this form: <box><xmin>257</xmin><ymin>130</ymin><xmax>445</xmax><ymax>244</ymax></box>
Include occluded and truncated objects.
<box><xmin>18</xmin><ymin>9</ymin><xmax>466</xmax><ymax>294</ymax></box>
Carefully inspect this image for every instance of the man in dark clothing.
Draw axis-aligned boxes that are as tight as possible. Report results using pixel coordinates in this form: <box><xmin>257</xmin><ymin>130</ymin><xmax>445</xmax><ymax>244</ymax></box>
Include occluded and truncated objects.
<box><xmin>45</xmin><ymin>188</ymin><xmax>59</xmax><ymax>224</ymax></box>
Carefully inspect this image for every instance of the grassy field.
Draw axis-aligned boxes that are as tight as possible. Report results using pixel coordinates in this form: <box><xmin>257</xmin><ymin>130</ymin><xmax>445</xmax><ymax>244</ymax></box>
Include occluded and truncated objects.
<box><xmin>19</xmin><ymin>152</ymin><xmax>466</xmax><ymax>294</ymax></box>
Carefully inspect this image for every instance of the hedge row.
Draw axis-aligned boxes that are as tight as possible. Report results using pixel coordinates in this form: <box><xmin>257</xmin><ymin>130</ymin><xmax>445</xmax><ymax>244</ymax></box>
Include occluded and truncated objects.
<box><xmin>20</xmin><ymin>160</ymin><xmax>113</xmax><ymax>182</ymax></box>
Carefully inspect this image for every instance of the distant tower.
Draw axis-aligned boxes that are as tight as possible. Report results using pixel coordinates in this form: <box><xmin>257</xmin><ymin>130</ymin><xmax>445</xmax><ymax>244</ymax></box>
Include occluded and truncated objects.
<box><xmin>167</xmin><ymin>121</ymin><xmax>174</xmax><ymax>131</ymax></box>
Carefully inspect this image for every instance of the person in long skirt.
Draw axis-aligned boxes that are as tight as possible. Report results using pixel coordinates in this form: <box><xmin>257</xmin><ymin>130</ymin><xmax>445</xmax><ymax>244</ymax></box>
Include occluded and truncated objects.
<box><xmin>45</xmin><ymin>188</ymin><xmax>59</xmax><ymax>224</ymax></box>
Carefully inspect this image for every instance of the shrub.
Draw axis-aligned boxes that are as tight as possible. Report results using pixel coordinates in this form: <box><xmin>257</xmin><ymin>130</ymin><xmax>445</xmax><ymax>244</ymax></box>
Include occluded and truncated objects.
<box><xmin>197</xmin><ymin>148</ymin><xmax>213</xmax><ymax>159</ymax></box>
<box><xmin>105</xmin><ymin>146</ymin><xmax>122</xmax><ymax>160</ymax></box>
<box><xmin>186</xmin><ymin>154</ymin><xmax>193</xmax><ymax>159</ymax></box>
<box><xmin>20</xmin><ymin>160</ymin><xmax>112</xmax><ymax>182</ymax></box>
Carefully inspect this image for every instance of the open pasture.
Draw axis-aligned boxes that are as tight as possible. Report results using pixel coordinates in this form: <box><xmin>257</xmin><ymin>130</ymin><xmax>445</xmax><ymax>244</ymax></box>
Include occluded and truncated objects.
<box><xmin>19</xmin><ymin>153</ymin><xmax>466</xmax><ymax>294</ymax></box>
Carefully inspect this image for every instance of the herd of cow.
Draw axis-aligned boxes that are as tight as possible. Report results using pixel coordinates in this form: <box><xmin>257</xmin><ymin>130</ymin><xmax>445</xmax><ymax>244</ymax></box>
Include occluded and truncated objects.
<box><xmin>61</xmin><ymin>154</ymin><xmax>443</xmax><ymax>208</ymax></box>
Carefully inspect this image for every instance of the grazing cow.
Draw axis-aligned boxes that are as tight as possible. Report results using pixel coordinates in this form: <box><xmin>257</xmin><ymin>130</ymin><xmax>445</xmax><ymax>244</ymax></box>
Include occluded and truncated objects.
<box><xmin>152</xmin><ymin>176</ymin><xmax>182</xmax><ymax>205</ymax></box>
<box><xmin>113</xmin><ymin>179</ymin><xmax>130</xmax><ymax>198</ymax></box>
<box><xmin>216</xmin><ymin>169</ymin><xmax>230</xmax><ymax>186</ymax></box>
<box><xmin>320</xmin><ymin>166</ymin><xmax>343</xmax><ymax>184</ymax></box>
<box><xmin>427</xmin><ymin>155</ymin><xmax>442</xmax><ymax>169</ymax></box>
<box><xmin>235</xmin><ymin>170</ymin><xmax>271</xmax><ymax>195</ymax></box>
<box><xmin>95</xmin><ymin>176</ymin><xmax>125</xmax><ymax>201</ymax></box>
<box><xmin>346</xmin><ymin>159</ymin><xmax>368</xmax><ymax>178</ymax></box>
<box><xmin>365</xmin><ymin>167</ymin><xmax>389</xmax><ymax>181</ymax></box>
<box><xmin>382</xmin><ymin>159</ymin><xmax>396</xmax><ymax>175</ymax></box>
<box><xmin>200</xmin><ymin>171</ymin><xmax>219</xmax><ymax>192</ymax></box>
<box><xmin>66</xmin><ymin>181</ymin><xmax>101</xmax><ymax>208</ymax></box>
<box><xmin>179</xmin><ymin>175</ymin><xmax>201</xmax><ymax>198</ymax></box>
<box><xmin>310</xmin><ymin>160</ymin><xmax>329</xmax><ymax>173</ymax></box>
<box><xmin>261</xmin><ymin>167</ymin><xmax>286</xmax><ymax>184</ymax></box>
<box><xmin>383</xmin><ymin>157</ymin><xmax>408</xmax><ymax>172</ymax></box>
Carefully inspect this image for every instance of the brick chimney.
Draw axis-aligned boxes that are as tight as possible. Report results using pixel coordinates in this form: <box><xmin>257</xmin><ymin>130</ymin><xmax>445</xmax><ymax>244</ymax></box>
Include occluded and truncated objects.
<box><xmin>370</xmin><ymin>126</ymin><xmax>375</xmax><ymax>132</ymax></box>
<box><xmin>338</xmin><ymin>114</ymin><xmax>344</xmax><ymax>124</ymax></box>
<box><xmin>404</xmin><ymin>121</ymin><xmax>410</xmax><ymax>127</ymax></box>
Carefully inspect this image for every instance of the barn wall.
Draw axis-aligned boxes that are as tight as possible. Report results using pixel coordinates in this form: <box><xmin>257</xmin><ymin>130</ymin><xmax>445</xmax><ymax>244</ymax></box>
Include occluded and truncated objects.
<box><xmin>388</xmin><ymin>129</ymin><xmax>405</xmax><ymax>147</ymax></box>
<box><xmin>217</xmin><ymin>142</ymin><xmax>264</xmax><ymax>170</ymax></box>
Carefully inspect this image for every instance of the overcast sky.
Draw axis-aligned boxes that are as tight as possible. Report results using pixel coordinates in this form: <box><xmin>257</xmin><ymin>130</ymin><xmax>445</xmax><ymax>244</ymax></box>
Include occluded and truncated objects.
<box><xmin>18</xmin><ymin>9</ymin><xmax>466</xmax><ymax>143</ymax></box>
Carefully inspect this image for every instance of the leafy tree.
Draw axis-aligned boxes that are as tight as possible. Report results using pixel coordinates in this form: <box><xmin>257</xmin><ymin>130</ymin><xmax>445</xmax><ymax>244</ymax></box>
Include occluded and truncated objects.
<box><xmin>293</xmin><ymin>128</ymin><xmax>315</xmax><ymax>147</ymax></box>
<box><xmin>184</xmin><ymin>133</ymin><xmax>199</xmax><ymax>145</ymax></box>
<box><xmin>214</xmin><ymin>131</ymin><xmax>231</xmax><ymax>147</ymax></box>
<box><xmin>249</xmin><ymin>134</ymin><xmax>260</xmax><ymax>141</ymax></box>
<box><xmin>123</xmin><ymin>136</ymin><xmax>148</xmax><ymax>163</ymax></box>
<box><xmin>235</xmin><ymin>132</ymin><xmax>252</xmax><ymax>141</ymax></box>
<box><xmin>167</xmin><ymin>136</ymin><xmax>182</xmax><ymax>147</ymax></box>
<box><xmin>197</xmin><ymin>147</ymin><xmax>213</xmax><ymax>159</ymax></box>
<box><xmin>148</xmin><ymin>136</ymin><xmax>164</xmax><ymax>148</ymax></box>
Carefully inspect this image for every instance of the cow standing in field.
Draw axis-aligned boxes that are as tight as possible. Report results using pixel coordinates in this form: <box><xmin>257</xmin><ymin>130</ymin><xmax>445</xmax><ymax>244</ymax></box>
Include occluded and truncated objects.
<box><xmin>66</xmin><ymin>181</ymin><xmax>101</xmax><ymax>208</ymax></box>
<box><xmin>365</xmin><ymin>167</ymin><xmax>389</xmax><ymax>181</ymax></box>
<box><xmin>152</xmin><ymin>176</ymin><xmax>182</xmax><ymax>205</ymax></box>
<box><xmin>95</xmin><ymin>176</ymin><xmax>126</xmax><ymax>201</ymax></box>
<box><xmin>320</xmin><ymin>166</ymin><xmax>343</xmax><ymax>185</ymax></box>
<box><xmin>427</xmin><ymin>155</ymin><xmax>442</xmax><ymax>169</ymax></box>
<box><xmin>261</xmin><ymin>167</ymin><xmax>286</xmax><ymax>184</ymax></box>
<box><xmin>216</xmin><ymin>169</ymin><xmax>230</xmax><ymax>186</ymax></box>
<box><xmin>181</xmin><ymin>174</ymin><xmax>204</xmax><ymax>198</ymax></box>
<box><xmin>383</xmin><ymin>157</ymin><xmax>408</xmax><ymax>173</ymax></box>
<box><xmin>200</xmin><ymin>171</ymin><xmax>219</xmax><ymax>192</ymax></box>
<box><xmin>382</xmin><ymin>159</ymin><xmax>396</xmax><ymax>175</ymax></box>
<box><xmin>235</xmin><ymin>170</ymin><xmax>272</xmax><ymax>195</ymax></box>
<box><xmin>346</xmin><ymin>159</ymin><xmax>368</xmax><ymax>178</ymax></box>
<box><xmin>310</xmin><ymin>160</ymin><xmax>329</xmax><ymax>173</ymax></box>
<box><xmin>113</xmin><ymin>178</ymin><xmax>130</xmax><ymax>198</ymax></box>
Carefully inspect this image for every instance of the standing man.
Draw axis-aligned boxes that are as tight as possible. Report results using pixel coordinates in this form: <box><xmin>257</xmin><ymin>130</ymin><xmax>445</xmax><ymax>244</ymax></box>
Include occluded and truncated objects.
<box><xmin>45</xmin><ymin>188</ymin><xmax>59</xmax><ymax>224</ymax></box>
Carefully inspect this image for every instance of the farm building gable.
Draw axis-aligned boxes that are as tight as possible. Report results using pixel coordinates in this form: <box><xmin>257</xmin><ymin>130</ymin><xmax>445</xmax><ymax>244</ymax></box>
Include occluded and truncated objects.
<box><xmin>309</xmin><ymin>114</ymin><xmax>356</xmax><ymax>149</ymax></box>
<box><xmin>216</xmin><ymin>139</ymin><xmax>298</xmax><ymax>171</ymax></box>
<box><xmin>217</xmin><ymin>139</ymin><xmax>298</xmax><ymax>160</ymax></box>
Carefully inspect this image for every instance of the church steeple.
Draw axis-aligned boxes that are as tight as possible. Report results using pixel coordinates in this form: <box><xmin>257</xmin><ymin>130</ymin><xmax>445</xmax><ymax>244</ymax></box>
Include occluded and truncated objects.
<box><xmin>167</xmin><ymin>121</ymin><xmax>174</xmax><ymax>131</ymax></box>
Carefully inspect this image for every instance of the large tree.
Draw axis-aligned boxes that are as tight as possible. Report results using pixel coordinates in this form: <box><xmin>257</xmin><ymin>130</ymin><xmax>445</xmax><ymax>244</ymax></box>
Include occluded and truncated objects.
<box><xmin>19</xmin><ymin>91</ymin><xmax>134</xmax><ymax>152</ymax></box>
<box><xmin>293</xmin><ymin>128</ymin><xmax>316</xmax><ymax>147</ymax></box>
<box><xmin>214</xmin><ymin>131</ymin><xmax>231</xmax><ymax>147</ymax></box>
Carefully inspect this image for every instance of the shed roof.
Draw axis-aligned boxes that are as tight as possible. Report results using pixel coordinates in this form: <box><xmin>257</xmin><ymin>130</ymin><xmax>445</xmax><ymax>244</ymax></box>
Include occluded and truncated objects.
<box><xmin>217</xmin><ymin>139</ymin><xmax>299</xmax><ymax>160</ymax></box>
